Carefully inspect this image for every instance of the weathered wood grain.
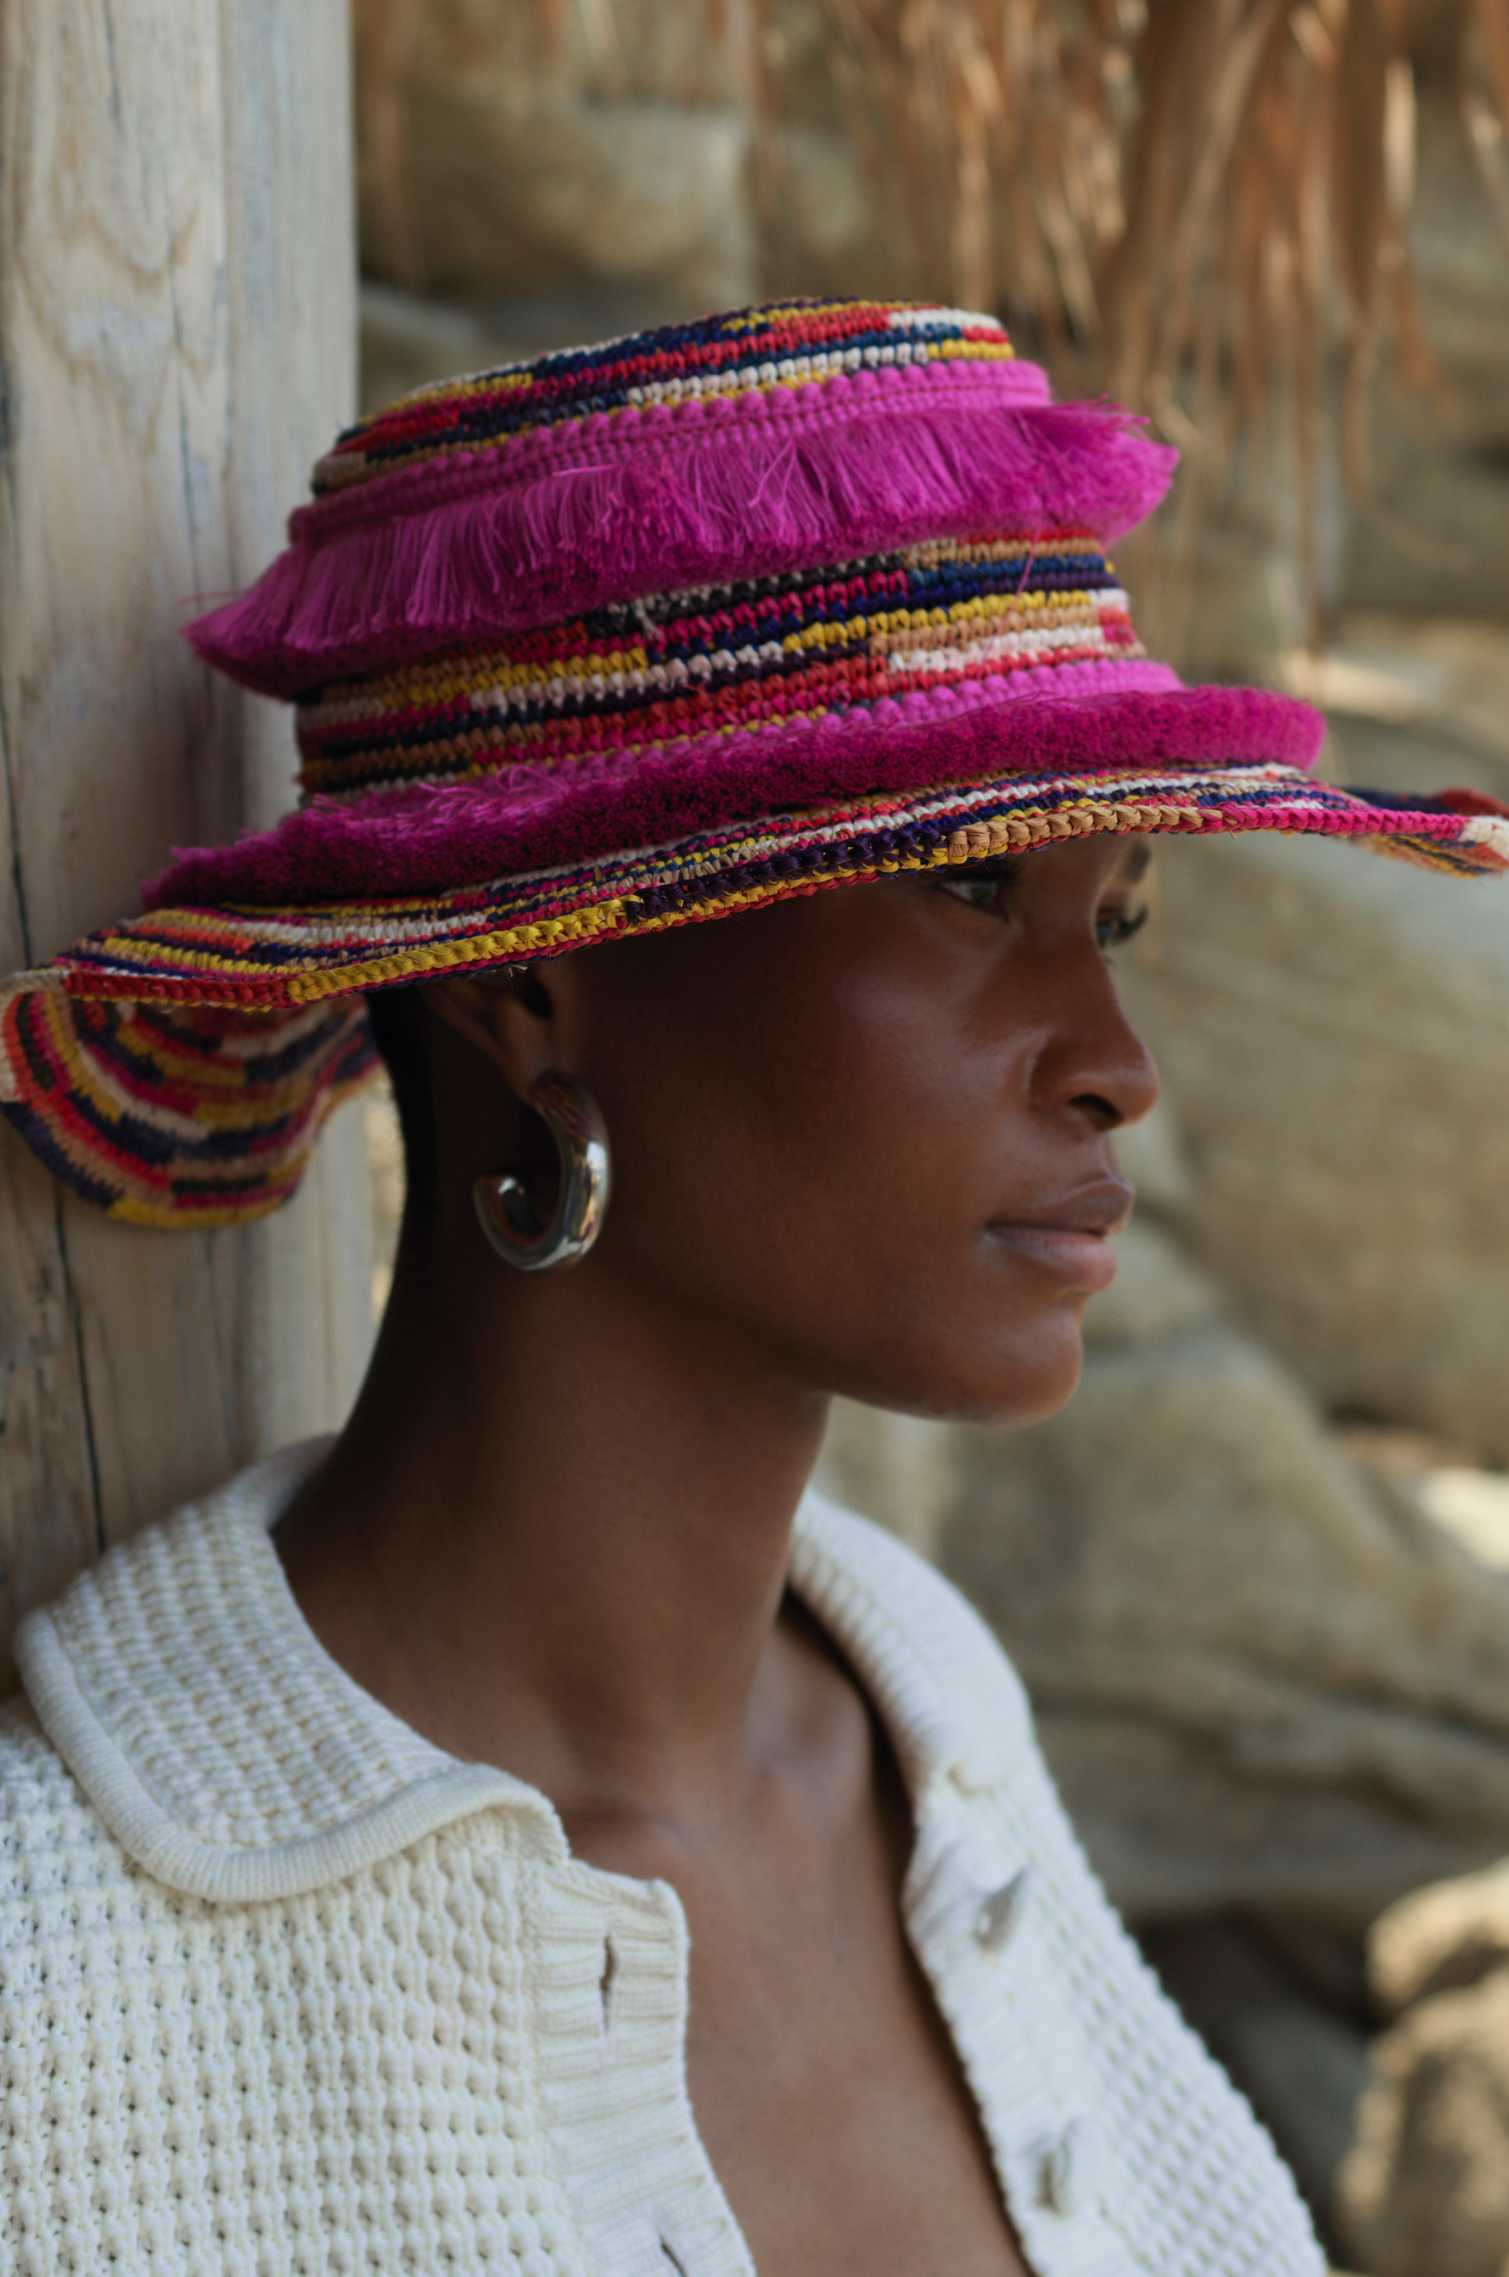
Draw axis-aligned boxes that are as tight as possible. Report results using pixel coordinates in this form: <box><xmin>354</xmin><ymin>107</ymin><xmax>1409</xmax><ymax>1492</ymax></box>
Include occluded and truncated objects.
<box><xmin>0</xmin><ymin>0</ymin><xmax>374</xmax><ymax>1678</ymax></box>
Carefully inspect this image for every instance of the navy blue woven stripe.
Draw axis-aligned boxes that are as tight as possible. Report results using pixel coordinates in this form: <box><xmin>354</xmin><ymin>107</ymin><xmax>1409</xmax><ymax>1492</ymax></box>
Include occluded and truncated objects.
<box><xmin>346</xmin><ymin>317</ymin><xmax>997</xmax><ymax>469</ymax></box>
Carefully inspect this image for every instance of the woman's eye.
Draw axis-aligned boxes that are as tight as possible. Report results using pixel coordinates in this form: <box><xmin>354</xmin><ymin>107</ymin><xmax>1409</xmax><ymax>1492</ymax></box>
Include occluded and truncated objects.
<box><xmin>933</xmin><ymin>873</ymin><xmax>1010</xmax><ymax>913</ymax></box>
<box><xmin>925</xmin><ymin>866</ymin><xmax>1151</xmax><ymax>956</ymax></box>
<box><xmin>1098</xmin><ymin>904</ymin><xmax>1151</xmax><ymax>957</ymax></box>
<box><xmin>928</xmin><ymin>859</ymin><xmax>1021</xmax><ymax>914</ymax></box>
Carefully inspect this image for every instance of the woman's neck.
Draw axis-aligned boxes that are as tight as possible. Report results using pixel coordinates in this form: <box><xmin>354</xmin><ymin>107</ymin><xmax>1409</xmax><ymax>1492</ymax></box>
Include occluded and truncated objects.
<box><xmin>270</xmin><ymin>1213</ymin><xmax>841</xmax><ymax>1832</ymax></box>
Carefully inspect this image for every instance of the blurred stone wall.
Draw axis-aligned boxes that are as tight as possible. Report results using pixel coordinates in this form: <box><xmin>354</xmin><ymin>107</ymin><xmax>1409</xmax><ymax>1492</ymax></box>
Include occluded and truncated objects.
<box><xmin>349</xmin><ymin>13</ymin><xmax>1509</xmax><ymax>2267</ymax></box>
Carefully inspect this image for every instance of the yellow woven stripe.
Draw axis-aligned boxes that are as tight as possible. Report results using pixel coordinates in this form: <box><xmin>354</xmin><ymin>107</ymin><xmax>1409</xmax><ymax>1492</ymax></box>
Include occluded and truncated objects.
<box><xmin>104</xmin><ymin>1063</ymin><xmax>382</xmax><ymax>1227</ymax></box>
<box><xmin>715</xmin><ymin>303</ymin><xmax>1004</xmax><ymax>335</ymax></box>
<box><xmin>78</xmin><ymin>799</ymin><xmax>1208</xmax><ymax>1020</ymax></box>
<box><xmin>89</xmin><ymin>932</ymin><xmax>293</xmax><ymax>978</ymax></box>
<box><xmin>332</xmin><ymin>367</ymin><xmax>533</xmax><ymax>448</ymax></box>
<box><xmin>282</xmin><ymin>899</ymin><xmax>631</xmax><ymax>1002</ymax></box>
<box><xmin>30</xmin><ymin>992</ymin><xmax>249</xmax><ymax>1208</ymax></box>
<box><xmin>109</xmin><ymin>1012</ymin><xmax>293</xmax><ymax>1102</ymax></box>
<box><xmin>38</xmin><ymin>989</ymin><xmax>159</xmax><ymax>1145</ymax></box>
<box><xmin>399</xmin><ymin>369</ymin><xmax>533</xmax><ymax>408</ymax></box>
<box><xmin>50</xmin><ymin>983</ymin><xmax>334</xmax><ymax>1130</ymax></box>
<box><xmin>111</xmin><ymin>1191</ymin><xmax>287</xmax><ymax>1228</ymax></box>
<box><xmin>1355</xmin><ymin>829</ymin><xmax>1497</xmax><ymax>874</ymax></box>
<box><xmin>944</xmin><ymin>800</ymin><xmax>1204</xmax><ymax>858</ymax></box>
<box><xmin>929</xmin><ymin>338</ymin><xmax>1016</xmax><ymax>361</ymax></box>
<box><xmin>308</xmin><ymin>587</ymin><xmax>1107</xmax><ymax>713</ymax></box>
<box><xmin>327</xmin><ymin>341</ymin><xmax>1023</xmax><ymax>480</ymax></box>
<box><xmin>788</xmin><ymin>591</ymin><xmax>1109</xmax><ymax>655</ymax></box>
<box><xmin>299</xmin><ymin>536</ymin><xmax>1089</xmax><ymax>710</ymax></box>
<box><xmin>299</xmin><ymin>695</ymin><xmax>845</xmax><ymax>789</ymax></box>
<box><xmin>136</xmin><ymin>1064</ymin><xmax>336</xmax><ymax>1130</ymax></box>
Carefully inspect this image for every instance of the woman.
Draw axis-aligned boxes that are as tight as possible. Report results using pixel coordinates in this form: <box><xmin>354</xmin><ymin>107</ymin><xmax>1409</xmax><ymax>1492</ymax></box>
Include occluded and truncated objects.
<box><xmin>2</xmin><ymin>298</ymin><xmax>1505</xmax><ymax>2277</ymax></box>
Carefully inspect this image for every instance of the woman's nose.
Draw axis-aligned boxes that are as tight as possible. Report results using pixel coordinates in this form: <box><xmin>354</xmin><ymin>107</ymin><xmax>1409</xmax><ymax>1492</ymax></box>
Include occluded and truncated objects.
<box><xmin>1040</xmin><ymin>962</ymin><xmax>1162</xmax><ymax>1133</ymax></box>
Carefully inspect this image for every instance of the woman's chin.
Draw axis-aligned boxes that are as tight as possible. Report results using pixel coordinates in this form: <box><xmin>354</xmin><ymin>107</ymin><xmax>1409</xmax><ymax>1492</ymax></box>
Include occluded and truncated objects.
<box><xmin>846</xmin><ymin>1316</ymin><xmax>1088</xmax><ymax>1431</ymax></box>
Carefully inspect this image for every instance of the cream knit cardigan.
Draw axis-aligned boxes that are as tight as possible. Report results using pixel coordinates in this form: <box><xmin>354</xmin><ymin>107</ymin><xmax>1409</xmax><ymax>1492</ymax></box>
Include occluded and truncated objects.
<box><xmin>0</xmin><ymin>1433</ymin><xmax>1325</xmax><ymax>2277</ymax></box>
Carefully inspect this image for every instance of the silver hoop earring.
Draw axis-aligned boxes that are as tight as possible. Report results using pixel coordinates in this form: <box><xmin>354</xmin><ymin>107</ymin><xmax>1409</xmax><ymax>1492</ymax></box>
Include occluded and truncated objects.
<box><xmin>472</xmin><ymin>1070</ymin><xmax>611</xmax><ymax>1271</ymax></box>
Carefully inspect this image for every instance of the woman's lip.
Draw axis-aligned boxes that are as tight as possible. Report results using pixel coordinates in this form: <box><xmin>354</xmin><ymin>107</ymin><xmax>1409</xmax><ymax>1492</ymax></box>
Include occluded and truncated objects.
<box><xmin>985</xmin><ymin>1224</ymin><xmax>1120</xmax><ymax>1290</ymax></box>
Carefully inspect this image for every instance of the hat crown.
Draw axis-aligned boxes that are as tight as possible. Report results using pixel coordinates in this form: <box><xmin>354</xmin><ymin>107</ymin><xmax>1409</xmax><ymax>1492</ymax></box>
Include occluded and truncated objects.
<box><xmin>309</xmin><ymin>297</ymin><xmax>1037</xmax><ymax>507</ymax></box>
<box><xmin>183</xmin><ymin>295</ymin><xmax>1177</xmax><ymax>701</ymax></box>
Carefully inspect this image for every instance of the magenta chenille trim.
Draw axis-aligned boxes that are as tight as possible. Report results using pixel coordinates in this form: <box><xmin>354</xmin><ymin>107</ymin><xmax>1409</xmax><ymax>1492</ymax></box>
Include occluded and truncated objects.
<box><xmin>140</xmin><ymin>677</ymin><xmax>1324</xmax><ymax>908</ymax></box>
<box><xmin>181</xmin><ymin>374</ymin><xmax>1179</xmax><ymax>699</ymax></box>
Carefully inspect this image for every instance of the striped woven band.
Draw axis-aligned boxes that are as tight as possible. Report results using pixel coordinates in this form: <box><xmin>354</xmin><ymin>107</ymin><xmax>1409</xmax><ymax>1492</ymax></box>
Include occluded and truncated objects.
<box><xmin>5</xmin><ymin>756</ymin><xmax>1506</xmax><ymax>1226</ymax></box>
<box><xmin>307</xmin><ymin>300</ymin><xmax>1030</xmax><ymax>503</ymax></box>
<box><xmin>293</xmin><ymin>533</ymin><xmax>1145</xmax><ymax>804</ymax></box>
<box><xmin>18</xmin><ymin>763</ymin><xmax>1509</xmax><ymax>1017</ymax></box>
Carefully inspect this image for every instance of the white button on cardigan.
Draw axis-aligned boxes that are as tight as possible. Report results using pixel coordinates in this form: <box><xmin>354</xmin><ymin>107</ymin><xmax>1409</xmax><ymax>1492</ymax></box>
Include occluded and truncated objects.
<box><xmin>974</xmin><ymin>1865</ymin><xmax>1033</xmax><ymax>1952</ymax></box>
<box><xmin>1040</xmin><ymin>2116</ymin><xmax>1091</xmax><ymax>2218</ymax></box>
<box><xmin>0</xmin><ymin>1431</ymin><xmax>1328</xmax><ymax>2277</ymax></box>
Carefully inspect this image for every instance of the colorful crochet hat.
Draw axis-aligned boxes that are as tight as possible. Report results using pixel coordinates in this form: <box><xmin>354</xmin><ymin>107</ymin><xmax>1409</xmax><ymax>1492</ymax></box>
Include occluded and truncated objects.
<box><xmin>4</xmin><ymin>295</ymin><xmax>1508</xmax><ymax>1229</ymax></box>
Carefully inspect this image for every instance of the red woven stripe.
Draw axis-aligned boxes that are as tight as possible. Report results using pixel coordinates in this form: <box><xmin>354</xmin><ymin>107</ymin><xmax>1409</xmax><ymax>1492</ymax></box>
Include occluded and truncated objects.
<box><xmin>335</xmin><ymin>303</ymin><xmax>982</xmax><ymax>459</ymax></box>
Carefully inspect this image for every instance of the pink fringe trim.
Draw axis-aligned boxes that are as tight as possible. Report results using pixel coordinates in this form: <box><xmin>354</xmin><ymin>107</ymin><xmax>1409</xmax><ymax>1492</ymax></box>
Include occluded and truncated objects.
<box><xmin>181</xmin><ymin>382</ymin><xmax>1179</xmax><ymax>699</ymax></box>
<box><xmin>140</xmin><ymin>678</ymin><xmax>1323</xmax><ymax>909</ymax></box>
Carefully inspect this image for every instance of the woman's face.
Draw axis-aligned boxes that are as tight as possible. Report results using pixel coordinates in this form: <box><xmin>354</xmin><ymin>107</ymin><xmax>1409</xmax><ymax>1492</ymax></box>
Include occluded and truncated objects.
<box><xmin>545</xmin><ymin>829</ymin><xmax>1160</xmax><ymax>1428</ymax></box>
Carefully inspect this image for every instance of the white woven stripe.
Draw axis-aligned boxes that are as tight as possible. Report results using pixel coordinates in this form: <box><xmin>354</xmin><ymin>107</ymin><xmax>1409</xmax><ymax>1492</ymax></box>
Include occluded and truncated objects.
<box><xmin>890</xmin><ymin>305</ymin><xmax>999</xmax><ymax>330</ymax></box>
<box><xmin>455</xmin><ymin>629</ymin><xmax>1116</xmax><ymax>721</ymax></box>
<box><xmin>888</xmin><ymin>614</ymin><xmax>1135</xmax><ymax>676</ymax></box>
<box><xmin>301</xmin><ymin>587</ymin><xmax>1134</xmax><ymax>735</ymax></box>
<box><xmin>620</xmin><ymin>338</ymin><xmax>1011</xmax><ymax>404</ymax></box>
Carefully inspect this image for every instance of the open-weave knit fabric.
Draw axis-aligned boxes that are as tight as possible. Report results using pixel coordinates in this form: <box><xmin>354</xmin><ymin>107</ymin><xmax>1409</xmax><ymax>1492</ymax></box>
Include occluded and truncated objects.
<box><xmin>0</xmin><ymin>1435</ymin><xmax>1327</xmax><ymax>2276</ymax></box>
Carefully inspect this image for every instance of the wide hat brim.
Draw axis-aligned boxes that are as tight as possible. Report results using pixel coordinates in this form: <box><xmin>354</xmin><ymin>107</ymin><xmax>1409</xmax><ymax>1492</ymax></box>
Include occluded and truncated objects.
<box><xmin>4</xmin><ymin>676</ymin><xmax>1508</xmax><ymax>1228</ymax></box>
<box><xmin>7</xmin><ymin>296</ymin><xmax>1509</xmax><ymax>1227</ymax></box>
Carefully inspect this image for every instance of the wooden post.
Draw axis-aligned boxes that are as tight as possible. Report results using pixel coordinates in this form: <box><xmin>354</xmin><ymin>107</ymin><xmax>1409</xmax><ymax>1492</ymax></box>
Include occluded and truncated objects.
<box><xmin>0</xmin><ymin>0</ymin><xmax>375</xmax><ymax>1679</ymax></box>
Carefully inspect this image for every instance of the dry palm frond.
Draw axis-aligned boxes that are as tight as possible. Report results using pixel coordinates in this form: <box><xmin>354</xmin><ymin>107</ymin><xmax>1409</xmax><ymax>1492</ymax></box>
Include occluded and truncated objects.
<box><xmin>359</xmin><ymin>0</ymin><xmax>1509</xmax><ymax>636</ymax></box>
<box><xmin>746</xmin><ymin>0</ymin><xmax>1502</xmax><ymax>643</ymax></box>
<box><xmin>1463</xmin><ymin>0</ymin><xmax>1509</xmax><ymax>230</ymax></box>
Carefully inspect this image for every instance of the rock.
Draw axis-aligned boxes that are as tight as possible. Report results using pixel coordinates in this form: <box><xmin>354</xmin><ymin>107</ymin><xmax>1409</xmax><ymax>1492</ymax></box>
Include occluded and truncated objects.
<box><xmin>829</xmin><ymin>1316</ymin><xmax>1509</xmax><ymax>1924</ymax></box>
<box><xmin>1368</xmin><ymin>1860</ymin><xmax>1509</xmax><ymax>2018</ymax></box>
<box><xmin>1326</xmin><ymin>700</ymin><xmax>1509</xmax><ymax>812</ymax></box>
<box><xmin>359</xmin><ymin>282</ymin><xmax>501</xmax><ymax>415</ymax></box>
<box><xmin>1413</xmin><ymin>1468</ymin><xmax>1509</xmax><ymax>1575</ymax></box>
<box><xmin>1334</xmin><ymin>1970</ymin><xmax>1509</xmax><ymax>2277</ymax></box>
<box><xmin>358</xmin><ymin>279</ymin><xmax>723</xmax><ymax>417</ymax></box>
<box><xmin>1305</xmin><ymin>617</ymin><xmax>1509</xmax><ymax>789</ymax></box>
<box><xmin>1135</xmin><ymin>1915</ymin><xmax>1371</xmax><ymax>2242</ymax></box>
<box><xmin>818</xmin><ymin>1177</ymin><xmax>1509</xmax><ymax>1933</ymax></box>
<box><xmin>1235</xmin><ymin>1908</ymin><xmax>1375</xmax><ymax>2019</ymax></box>
<box><xmin>1338</xmin><ymin>91</ymin><xmax>1509</xmax><ymax>625</ymax></box>
<box><xmin>361</xmin><ymin>78</ymin><xmax>754</xmax><ymax>304</ymax></box>
<box><xmin>1078</xmin><ymin>1216</ymin><xmax>1225</xmax><ymax>1349</ymax></box>
<box><xmin>1104</xmin><ymin>1093</ymin><xmax>1200</xmax><ymax>1227</ymax></box>
<box><xmin>815</xmin><ymin>1212</ymin><xmax>1220</xmax><ymax>1549</ymax></box>
<box><xmin>1117</xmin><ymin>827</ymin><xmax>1509</xmax><ymax>1462</ymax></box>
<box><xmin>353</xmin><ymin>0</ymin><xmax>756</xmax><ymax>297</ymax></box>
<box><xmin>753</xmin><ymin>120</ymin><xmax>873</xmax><ymax>298</ymax></box>
<box><xmin>814</xmin><ymin>1404</ymin><xmax>959</xmax><ymax>1563</ymax></box>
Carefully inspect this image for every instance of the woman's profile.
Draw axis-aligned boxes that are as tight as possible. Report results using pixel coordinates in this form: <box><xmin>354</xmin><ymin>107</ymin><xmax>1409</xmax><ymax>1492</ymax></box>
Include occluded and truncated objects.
<box><xmin>2</xmin><ymin>298</ymin><xmax>1506</xmax><ymax>2277</ymax></box>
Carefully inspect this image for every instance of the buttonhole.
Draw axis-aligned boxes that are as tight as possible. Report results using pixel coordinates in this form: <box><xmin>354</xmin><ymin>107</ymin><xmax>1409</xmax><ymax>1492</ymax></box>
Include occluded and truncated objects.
<box><xmin>659</xmin><ymin>2240</ymin><xmax>689</xmax><ymax>2274</ymax></box>
<box><xmin>599</xmin><ymin>1934</ymin><xmax>617</xmax><ymax>2027</ymax></box>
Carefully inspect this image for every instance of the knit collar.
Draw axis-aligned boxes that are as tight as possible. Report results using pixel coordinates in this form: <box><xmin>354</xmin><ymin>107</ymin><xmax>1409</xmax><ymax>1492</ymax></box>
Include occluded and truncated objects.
<box><xmin>13</xmin><ymin>1433</ymin><xmax>1015</xmax><ymax>1903</ymax></box>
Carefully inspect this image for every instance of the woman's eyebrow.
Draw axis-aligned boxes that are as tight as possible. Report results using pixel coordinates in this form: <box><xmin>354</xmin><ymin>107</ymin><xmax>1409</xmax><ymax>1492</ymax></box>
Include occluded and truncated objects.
<box><xmin>1113</xmin><ymin>839</ymin><xmax>1154</xmax><ymax>887</ymax></box>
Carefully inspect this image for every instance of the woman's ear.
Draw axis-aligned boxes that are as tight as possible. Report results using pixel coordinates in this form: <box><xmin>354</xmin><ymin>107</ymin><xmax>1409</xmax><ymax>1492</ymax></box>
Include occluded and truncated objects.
<box><xmin>422</xmin><ymin>962</ymin><xmax>561</xmax><ymax>1097</ymax></box>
